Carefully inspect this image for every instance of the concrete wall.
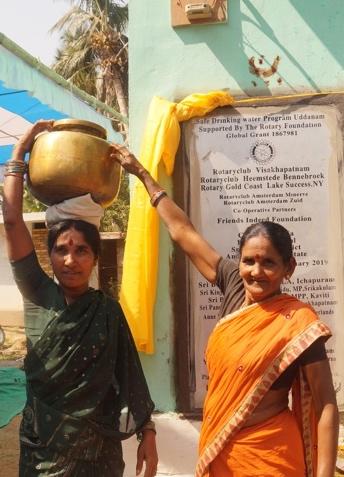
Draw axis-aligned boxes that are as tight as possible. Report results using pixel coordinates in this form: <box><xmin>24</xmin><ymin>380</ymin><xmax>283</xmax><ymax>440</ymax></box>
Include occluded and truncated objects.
<box><xmin>0</xmin><ymin>221</ymin><xmax>34</xmax><ymax>327</ymax></box>
<box><xmin>129</xmin><ymin>0</ymin><xmax>344</xmax><ymax>410</ymax></box>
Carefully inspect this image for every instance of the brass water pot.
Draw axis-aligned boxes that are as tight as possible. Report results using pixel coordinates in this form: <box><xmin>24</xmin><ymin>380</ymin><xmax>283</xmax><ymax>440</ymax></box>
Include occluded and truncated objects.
<box><xmin>27</xmin><ymin>119</ymin><xmax>121</xmax><ymax>207</ymax></box>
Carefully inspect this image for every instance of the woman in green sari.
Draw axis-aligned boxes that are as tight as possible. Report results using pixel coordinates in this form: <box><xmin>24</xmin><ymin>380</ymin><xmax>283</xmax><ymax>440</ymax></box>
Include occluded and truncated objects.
<box><xmin>2</xmin><ymin>121</ymin><xmax>158</xmax><ymax>477</ymax></box>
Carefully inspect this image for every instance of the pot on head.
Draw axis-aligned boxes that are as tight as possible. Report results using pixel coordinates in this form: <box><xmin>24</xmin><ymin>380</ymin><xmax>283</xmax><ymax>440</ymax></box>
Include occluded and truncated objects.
<box><xmin>27</xmin><ymin>119</ymin><xmax>122</xmax><ymax>207</ymax></box>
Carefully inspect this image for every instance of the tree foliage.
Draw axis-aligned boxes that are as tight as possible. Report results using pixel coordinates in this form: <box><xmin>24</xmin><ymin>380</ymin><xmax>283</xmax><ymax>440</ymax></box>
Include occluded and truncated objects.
<box><xmin>51</xmin><ymin>0</ymin><xmax>130</xmax><ymax>233</ymax></box>
<box><xmin>52</xmin><ymin>0</ymin><xmax>128</xmax><ymax>133</ymax></box>
<box><xmin>22</xmin><ymin>186</ymin><xmax>47</xmax><ymax>213</ymax></box>
<box><xmin>0</xmin><ymin>180</ymin><xmax>129</xmax><ymax>233</ymax></box>
<box><xmin>100</xmin><ymin>171</ymin><xmax>129</xmax><ymax>233</ymax></box>
<box><xmin>0</xmin><ymin>184</ymin><xmax>47</xmax><ymax>213</ymax></box>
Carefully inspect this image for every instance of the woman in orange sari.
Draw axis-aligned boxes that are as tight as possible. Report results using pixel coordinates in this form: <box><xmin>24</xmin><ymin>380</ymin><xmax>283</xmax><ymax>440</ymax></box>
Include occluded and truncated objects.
<box><xmin>114</xmin><ymin>146</ymin><xmax>339</xmax><ymax>477</ymax></box>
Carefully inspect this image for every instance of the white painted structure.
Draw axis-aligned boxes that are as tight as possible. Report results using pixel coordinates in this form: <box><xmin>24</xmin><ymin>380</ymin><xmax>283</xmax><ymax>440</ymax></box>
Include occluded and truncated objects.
<box><xmin>0</xmin><ymin>212</ymin><xmax>45</xmax><ymax>327</ymax></box>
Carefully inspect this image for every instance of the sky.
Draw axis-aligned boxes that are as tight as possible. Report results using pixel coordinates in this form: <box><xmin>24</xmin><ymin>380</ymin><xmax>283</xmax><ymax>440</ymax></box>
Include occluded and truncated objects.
<box><xmin>0</xmin><ymin>0</ymin><xmax>70</xmax><ymax>67</ymax></box>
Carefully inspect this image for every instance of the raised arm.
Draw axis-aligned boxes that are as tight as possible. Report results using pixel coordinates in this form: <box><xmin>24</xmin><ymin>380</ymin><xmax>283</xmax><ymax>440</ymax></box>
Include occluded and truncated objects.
<box><xmin>303</xmin><ymin>359</ymin><xmax>339</xmax><ymax>477</ymax></box>
<box><xmin>112</xmin><ymin>145</ymin><xmax>221</xmax><ymax>283</ymax></box>
<box><xmin>2</xmin><ymin>120</ymin><xmax>54</xmax><ymax>261</ymax></box>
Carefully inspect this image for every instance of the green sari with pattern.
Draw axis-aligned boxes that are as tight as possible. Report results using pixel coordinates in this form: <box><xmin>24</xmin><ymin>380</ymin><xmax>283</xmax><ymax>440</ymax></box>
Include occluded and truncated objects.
<box><xmin>12</xmin><ymin>252</ymin><xmax>154</xmax><ymax>476</ymax></box>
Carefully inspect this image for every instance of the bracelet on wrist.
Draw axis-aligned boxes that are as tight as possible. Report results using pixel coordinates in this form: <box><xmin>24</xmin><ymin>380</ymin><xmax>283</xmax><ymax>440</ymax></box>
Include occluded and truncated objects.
<box><xmin>136</xmin><ymin>419</ymin><xmax>156</xmax><ymax>441</ymax></box>
<box><xmin>150</xmin><ymin>189</ymin><xmax>167</xmax><ymax>207</ymax></box>
<box><xmin>4</xmin><ymin>172</ymin><xmax>25</xmax><ymax>178</ymax></box>
<box><xmin>5</xmin><ymin>160</ymin><xmax>27</xmax><ymax>175</ymax></box>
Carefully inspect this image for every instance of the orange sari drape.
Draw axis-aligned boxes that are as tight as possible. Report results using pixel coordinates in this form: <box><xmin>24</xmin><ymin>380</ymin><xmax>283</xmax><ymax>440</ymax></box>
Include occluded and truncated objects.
<box><xmin>197</xmin><ymin>294</ymin><xmax>331</xmax><ymax>477</ymax></box>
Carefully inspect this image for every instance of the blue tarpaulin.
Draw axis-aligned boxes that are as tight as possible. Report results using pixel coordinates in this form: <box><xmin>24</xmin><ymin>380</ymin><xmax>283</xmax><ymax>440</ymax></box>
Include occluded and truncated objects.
<box><xmin>0</xmin><ymin>367</ymin><xmax>26</xmax><ymax>428</ymax></box>
<box><xmin>0</xmin><ymin>81</ymin><xmax>67</xmax><ymax>164</ymax></box>
<box><xmin>0</xmin><ymin>32</ymin><xmax>124</xmax><ymax>167</ymax></box>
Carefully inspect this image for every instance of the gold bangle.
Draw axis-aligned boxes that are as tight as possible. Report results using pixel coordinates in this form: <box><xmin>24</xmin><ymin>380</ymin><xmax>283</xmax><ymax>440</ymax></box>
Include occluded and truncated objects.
<box><xmin>4</xmin><ymin>172</ymin><xmax>24</xmax><ymax>178</ymax></box>
<box><xmin>150</xmin><ymin>190</ymin><xmax>167</xmax><ymax>207</ymax></box>
<box><xmin>5</xmin><ymin>160</ymin><xmax>27</xmax><ymax>174</ymax></box>
<box><xmin>6</xmin><ymin>160</ymin><xmax>26</xmax><ymax>166</ymax></box>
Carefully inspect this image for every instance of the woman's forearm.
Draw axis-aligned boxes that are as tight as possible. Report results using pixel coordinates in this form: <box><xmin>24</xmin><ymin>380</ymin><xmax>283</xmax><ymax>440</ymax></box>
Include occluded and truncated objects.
<box><xmin>3</xmin><ymin>121</ymin><xmax>54</xmax><ymax>225</ymax></box>
<box><xmin>113</xmin><ymin>150</ymin><xmax>196</xmax><ymax>239</ymax></box>
<box><xmin>2</xmin><ymin>145</ymin><xmax>27</xmax><ymax>227</ymax></box>
<box><xmin>133</xmin><ymin>170</ymin><xmax>182</xmax><ymax>226</ymax></box>
<box><xmin>316</xmin><ymin>403</ymin><xmax>339</xmax><ymax>477</ymax></box>
<box><xmin>136</xmin><ymin>167</ymin><xmax>162</xmax><ymax>197</ymax></box>
<box><xmin>112</xmin><ymin>146</ymin><xmax>221</xmax><ymax>281</ymax></box>
<box><xmin>2</xmin><ymin>120</ymin><xmax>54</xmax><ymax>260</ymax></box>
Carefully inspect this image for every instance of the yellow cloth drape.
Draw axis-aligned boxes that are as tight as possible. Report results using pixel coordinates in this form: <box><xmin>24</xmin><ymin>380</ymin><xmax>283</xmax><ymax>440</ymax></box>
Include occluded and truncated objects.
<box><xmin>119</xmin><ymin>91</ymin><xmax>234</xmax><ymax>353</ymax></box>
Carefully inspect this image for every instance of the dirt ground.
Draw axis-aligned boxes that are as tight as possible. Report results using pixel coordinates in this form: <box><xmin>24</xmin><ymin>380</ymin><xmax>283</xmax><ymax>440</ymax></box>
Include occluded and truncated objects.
<box><xmin>0</xmin><ymin>414</ymin><xmax>343</xmax><ymax>477</ymax></box>
<box><xmin>0</xmin><ymin>416</ymin><xmax>21</xmax><ymax>477</ymax></box>
<box><xmin>0</xmin><ymin>356</ymin><xmax>24</xmax><ymax>477</ymax></box>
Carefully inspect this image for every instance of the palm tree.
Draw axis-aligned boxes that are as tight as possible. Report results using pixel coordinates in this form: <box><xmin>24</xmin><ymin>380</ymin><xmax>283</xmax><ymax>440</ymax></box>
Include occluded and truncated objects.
<box><xmin>52</xmin><ymin>0</ymin><xmax>128</xmax><ymax>134</ymax></box>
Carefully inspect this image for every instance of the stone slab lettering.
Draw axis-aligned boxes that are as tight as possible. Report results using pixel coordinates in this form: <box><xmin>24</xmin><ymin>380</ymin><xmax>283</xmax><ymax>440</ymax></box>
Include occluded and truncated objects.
<box><xmin>184</xmin><ymin>105</ymin><xmax>344</xmax><ymax>408</ymax></box>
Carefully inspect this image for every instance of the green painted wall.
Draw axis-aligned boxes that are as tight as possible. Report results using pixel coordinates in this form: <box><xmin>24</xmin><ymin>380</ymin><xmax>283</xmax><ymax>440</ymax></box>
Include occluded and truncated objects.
<box><xmin>129</xmin><ymin>0</ymin><xmax>344</xmax><ymax>410</ymax></box>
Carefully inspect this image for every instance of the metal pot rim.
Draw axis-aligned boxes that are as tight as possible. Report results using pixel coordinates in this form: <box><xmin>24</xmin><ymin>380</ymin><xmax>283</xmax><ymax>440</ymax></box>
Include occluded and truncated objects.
<box><xmin>52</xmin><ymin>119</ymin><xmax>107</xmax><ymax>140</ymax></box>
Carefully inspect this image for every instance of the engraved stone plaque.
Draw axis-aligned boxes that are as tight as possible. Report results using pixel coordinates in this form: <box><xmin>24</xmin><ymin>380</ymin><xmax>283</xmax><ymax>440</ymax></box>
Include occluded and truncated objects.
<box><xmin>184</xmin><ymin>105</ymin><xmax>344</xmax><ymax>408</ymax></box>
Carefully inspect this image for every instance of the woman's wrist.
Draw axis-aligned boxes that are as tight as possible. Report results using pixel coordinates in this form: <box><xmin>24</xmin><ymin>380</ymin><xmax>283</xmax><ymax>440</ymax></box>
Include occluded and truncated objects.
<box><xmin>150</xmin><ymin>189</ymin><xmax>167</xmax><ymax>207</ymax></box>
<box><xmin>141</xmin><ymin>429</ymin><xmax>156</xmax><ymax>445</ymax></box>
<box><xmin>137</xmin><ymin>167</ymin><xmax>150</xmax><ymax>180</ymax></box>
<box><xmin>136</xmin><ymin>419</ymin><xmax>156</xmax><ymax>441</ymax></box>
<box><xmin>12</xmin><ymin>144</ymin><xmax>27</xmax><ymax>160</ymax></box>
<box><xmin>4</xmin><ymin>159</ymin><xmax>27</xmax><ymax>176</ymax></box>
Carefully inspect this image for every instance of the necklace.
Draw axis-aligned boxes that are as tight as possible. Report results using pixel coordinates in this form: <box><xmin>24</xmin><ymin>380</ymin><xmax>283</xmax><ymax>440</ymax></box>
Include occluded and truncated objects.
<box><xmin>241</xmin><ymin>290</ymin><xmax>282</xmax><ymax>309</ymax></box>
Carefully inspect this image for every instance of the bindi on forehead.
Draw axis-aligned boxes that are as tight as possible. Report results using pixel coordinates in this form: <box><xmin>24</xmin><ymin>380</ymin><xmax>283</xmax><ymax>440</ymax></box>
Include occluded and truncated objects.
<box><xmin>68</xmin><ymin>238</ymin><xmax>74</xmax><ymax>246</ymax></box>
<box><xmin>242</xmin><ymin>252</ymin><xmax>262</xmax><ymax>259</ymax></box>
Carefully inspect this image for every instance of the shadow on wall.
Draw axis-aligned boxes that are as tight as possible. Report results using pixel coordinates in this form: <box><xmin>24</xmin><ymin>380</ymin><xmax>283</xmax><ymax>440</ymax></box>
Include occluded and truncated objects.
<box><xmin>172</xmin><ymin>0</ymin><xmax>344</xmax><ymax>96</ymax></box>
<box><xmin>239</xmin><ymin>0</ymin><xmax>320</xmax><ymax>93</ymax></box>
<box><xmin>290</xmin><ymin>0</ymin><xmax>344</xmax><ymax>69</ymax></box>
<box><xmin>171</xmin><ymin>1</ymin><xmax>273</xmax><ymax>97</ymax></box>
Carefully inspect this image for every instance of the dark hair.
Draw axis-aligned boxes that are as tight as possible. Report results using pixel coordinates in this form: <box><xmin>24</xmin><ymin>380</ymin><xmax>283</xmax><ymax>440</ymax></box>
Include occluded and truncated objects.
<box><xmin>239</xmin><ymin>221</ymin><xmax>293</xmax><ymax>264</ymax></box>
<box><xmin>47</xmin><ymin>220</ymin><xmax>101</xmax><ymax>258</ymax></box>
